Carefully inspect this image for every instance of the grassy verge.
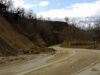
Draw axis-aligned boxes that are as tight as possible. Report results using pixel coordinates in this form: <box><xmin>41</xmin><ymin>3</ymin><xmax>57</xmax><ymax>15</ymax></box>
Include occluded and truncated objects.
<box><xmin>60</xmin><ymin>41</ymin><xmax>100</xmax><ymax>50</ymax></box>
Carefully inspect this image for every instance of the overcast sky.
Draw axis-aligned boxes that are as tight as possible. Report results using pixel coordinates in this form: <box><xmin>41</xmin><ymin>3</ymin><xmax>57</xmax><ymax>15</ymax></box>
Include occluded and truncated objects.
<box><xmin>12</xmin><ymin>0</ymin><xmax>100</xmax><ymax>20</ymax></box>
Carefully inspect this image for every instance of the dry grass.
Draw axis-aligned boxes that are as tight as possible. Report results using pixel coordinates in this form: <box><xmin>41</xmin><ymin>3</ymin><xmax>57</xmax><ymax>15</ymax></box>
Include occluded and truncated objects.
<box><xmin>61</xmin><ymin>41</ymin><xmax>100</xmax><ymax>50</ymax></box>
<box><xmin>61</xmin><ymin>40</ymin><xmax>92</xmax><ymax>47</ymax></box>
<box><xmin>68</xmin><ymin>40</ymin><xmax>92</xmax><ymax>46</ymax></box>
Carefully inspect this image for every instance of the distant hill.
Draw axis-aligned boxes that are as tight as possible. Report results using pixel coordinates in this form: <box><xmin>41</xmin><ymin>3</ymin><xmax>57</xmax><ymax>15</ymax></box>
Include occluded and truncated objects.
<box><xmin>69</xmin><ymin>17</ymin><xmax>100</xmax><ymax>29</ymax></box>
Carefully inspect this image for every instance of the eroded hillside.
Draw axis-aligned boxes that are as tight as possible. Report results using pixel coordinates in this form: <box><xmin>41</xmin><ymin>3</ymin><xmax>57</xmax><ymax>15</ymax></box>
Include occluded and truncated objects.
<box><xmin>0</xmin><ymin>14</ymin><xmax>35</xmax><ymax>56</ymax></box>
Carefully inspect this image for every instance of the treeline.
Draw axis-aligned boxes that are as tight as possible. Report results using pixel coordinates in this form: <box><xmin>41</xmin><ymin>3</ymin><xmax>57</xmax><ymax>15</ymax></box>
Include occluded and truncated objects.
<box><xmin>0</xmin><ymin>0</ymin><xmax>100</xmax><ymax>47</ymax></box>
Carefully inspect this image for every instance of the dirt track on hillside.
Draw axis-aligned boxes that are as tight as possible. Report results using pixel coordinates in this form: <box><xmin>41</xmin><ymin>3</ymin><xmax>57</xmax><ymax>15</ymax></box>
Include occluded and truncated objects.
<box><xmin>14</xmin><ymin>45</ymin><xmax>100</xmax><ymax>75</ymax></box>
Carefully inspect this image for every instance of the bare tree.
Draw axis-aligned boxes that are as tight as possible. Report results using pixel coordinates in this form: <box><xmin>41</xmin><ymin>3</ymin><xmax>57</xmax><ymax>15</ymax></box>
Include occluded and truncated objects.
<box><xmin>47</xmin><ymin>17</ymin><xmax>51</xmax><ymax>21</ymax></box>
<box><xmin>65</xmin><ymin>17</ymin><xmax>69</xmax><ymax>23</ymax></box>
<box><xmin>87</xmin><ymin>23</ymin><xmax>92</xmax><ymax>30</ymax></box>
<box><xmin>6</xmin><ymin>0</ymin><xmax>13</xmax><ymax>11</ymax></box>
<box><xmin>26</xmin><ymin>9</ymin><xmax>34</xmax><ymax>19</ymax></box>
<box><xmin>38</xmin><ymin>15</ymin><xmax>44</xmax><ymax>20</ymax></box>
<box><xmin>94</xmin><ymin>19</ymin><xmax>100</xmax><ymax>41</ymax></box>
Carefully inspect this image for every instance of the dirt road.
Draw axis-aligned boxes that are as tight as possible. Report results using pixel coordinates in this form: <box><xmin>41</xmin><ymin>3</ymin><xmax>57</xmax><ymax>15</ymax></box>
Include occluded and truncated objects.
<box><xmin>15</xmin><ymin>45</ymin><xmax>100</xmax><ymax>75</ymax></box>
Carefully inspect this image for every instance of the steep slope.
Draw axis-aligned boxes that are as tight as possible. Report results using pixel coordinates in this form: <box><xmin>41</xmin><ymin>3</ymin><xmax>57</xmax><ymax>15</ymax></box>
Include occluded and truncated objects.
<box><xmin>0</xmin><ymin>37</ymin><xmax>17</xmax><ymax>56</ymax></box>
<box><xmin>0</xmin><ymin>14</ymin><xmax>35</xmax><ymax>56</ymax></box>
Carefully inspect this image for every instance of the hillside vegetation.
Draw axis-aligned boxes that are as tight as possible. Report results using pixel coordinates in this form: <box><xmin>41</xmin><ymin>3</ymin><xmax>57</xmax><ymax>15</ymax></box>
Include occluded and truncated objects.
<box><xmin>0</xmin><ymin>1</ymin><xmax>68</xmax><ymax>56</ymax></box>
<box><xmin>0</xmin><ymin>0</ymin><xmax>100</xmax><ymax>56</ymax></box>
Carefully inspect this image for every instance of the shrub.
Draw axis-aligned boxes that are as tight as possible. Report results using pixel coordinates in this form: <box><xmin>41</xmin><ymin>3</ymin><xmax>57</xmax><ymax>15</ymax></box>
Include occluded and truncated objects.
<box><xmin>21</xmin><ymin>49</ymin><xmax>29</xmax><ymax>54</ymax></box>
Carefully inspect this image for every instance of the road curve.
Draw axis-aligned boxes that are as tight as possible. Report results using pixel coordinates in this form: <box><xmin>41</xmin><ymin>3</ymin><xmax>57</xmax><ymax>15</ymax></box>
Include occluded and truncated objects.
<box><xmin>15</xmin><ymin>45</ymin><xmax>99</xmax><ymax>75</ymax></box>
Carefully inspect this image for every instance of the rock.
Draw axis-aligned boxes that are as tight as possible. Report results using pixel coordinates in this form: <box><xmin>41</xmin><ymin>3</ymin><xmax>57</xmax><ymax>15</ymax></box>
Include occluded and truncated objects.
<box><xmin>91</xmin><ymin>68</ymin><xmax>98</xmax><ymax>71</ymax></box>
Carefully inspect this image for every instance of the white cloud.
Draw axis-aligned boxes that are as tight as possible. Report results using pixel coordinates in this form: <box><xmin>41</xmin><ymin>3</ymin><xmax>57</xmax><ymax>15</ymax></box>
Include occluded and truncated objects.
<box><xmin>12</xmin><ymin>0</ymin><xmax>33</xmax><ymax>9</ymax></box>
<box><xmin>37</xmin><ymin>0</ymin><xmax>100</xmax><ymax>19</ymax></box>
<box><xmin>39</xmin><ymin>1</ymin><xmax>49</xmax><ymax>6</ymax></box>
